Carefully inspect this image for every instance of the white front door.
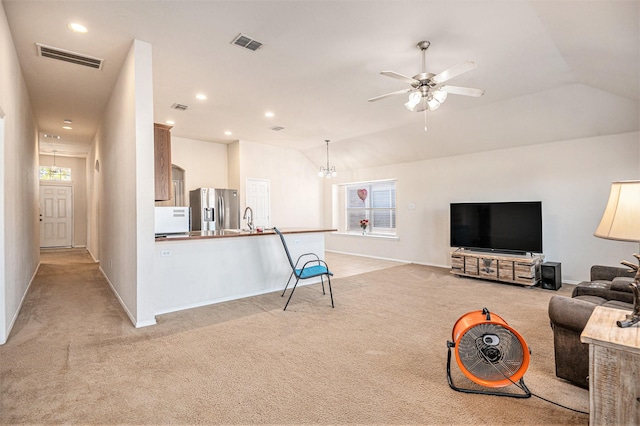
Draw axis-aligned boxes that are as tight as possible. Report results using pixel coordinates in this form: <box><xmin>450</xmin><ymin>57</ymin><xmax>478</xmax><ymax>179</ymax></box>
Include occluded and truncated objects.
<box><xmin>246</xmin><ymin>179</ymin><xmax>270</xmax><ymax>228</ymax></box>
<box><xmin>40</xmin><ymin>185</ymin><xmax>73</xmax><ymax>248</ymax></box>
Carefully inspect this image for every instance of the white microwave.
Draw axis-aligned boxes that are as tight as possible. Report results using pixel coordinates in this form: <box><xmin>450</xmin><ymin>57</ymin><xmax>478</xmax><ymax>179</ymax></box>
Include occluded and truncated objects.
<box><xmin>155</xmin><ymin>207</ymin><xmax>190</xmax><ymax>236</ymax></box>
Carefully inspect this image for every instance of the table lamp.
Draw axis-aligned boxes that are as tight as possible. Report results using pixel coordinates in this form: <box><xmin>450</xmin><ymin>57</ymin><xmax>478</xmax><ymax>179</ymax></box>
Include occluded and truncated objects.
<box><xmin>594</xmin><ymin>180</ymin><xmax>640</xmax><ymax>328</ymax></box>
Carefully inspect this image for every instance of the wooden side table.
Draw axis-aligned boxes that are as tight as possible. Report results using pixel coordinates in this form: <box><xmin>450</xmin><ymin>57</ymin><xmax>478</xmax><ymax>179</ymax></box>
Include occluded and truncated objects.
<box><xmin>580</xmin><ymin>306</ymin><xmax>640</xmax><ymax>425</ymax></box>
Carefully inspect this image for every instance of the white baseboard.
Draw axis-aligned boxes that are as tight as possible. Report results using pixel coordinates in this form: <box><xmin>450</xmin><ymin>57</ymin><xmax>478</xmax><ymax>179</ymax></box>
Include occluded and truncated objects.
<box><xmin>87</xmin><ymin>248</ymin><xmax>99</xmax><ymax>263</ymax></box>
<box><xmin>97</xmin><ymin>266</ymin><xmax>156</xmax><ymax>328</ymax></box>
<box><xmin>1</xmin><ymin>262</ymin><xmax>41</xmax><ymax>345</ymax></box>
<box><xmin>325</xmin><ymin>250</ymin><xmax>451</xmax><ymax>269</ymax></box>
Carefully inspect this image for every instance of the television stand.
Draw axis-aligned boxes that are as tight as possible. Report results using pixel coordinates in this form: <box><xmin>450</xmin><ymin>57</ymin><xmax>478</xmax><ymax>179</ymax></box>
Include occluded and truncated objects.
<box><xmin>450</xmin><ymin>250</ymin><xmax>544</xmax><ymax>286</ymax></box>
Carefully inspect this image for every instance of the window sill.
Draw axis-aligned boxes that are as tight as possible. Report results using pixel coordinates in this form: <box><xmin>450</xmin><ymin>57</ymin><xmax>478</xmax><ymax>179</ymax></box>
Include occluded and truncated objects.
<box><xmin>331</xmin><ymin>232</ymin><xmax>399</xmax><ymax>240</ymax></box>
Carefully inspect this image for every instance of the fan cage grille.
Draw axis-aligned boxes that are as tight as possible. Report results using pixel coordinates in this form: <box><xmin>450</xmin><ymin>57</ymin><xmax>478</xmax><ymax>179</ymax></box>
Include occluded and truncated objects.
<box><xmin>457</xmin><ymin>323</ymin><xmax>524</xmax><ymax>383</ymax></box>
<box><xmin>452</xmin><ymin>310</ymin><xmax>530</xmax><ymax>388</ymax></box>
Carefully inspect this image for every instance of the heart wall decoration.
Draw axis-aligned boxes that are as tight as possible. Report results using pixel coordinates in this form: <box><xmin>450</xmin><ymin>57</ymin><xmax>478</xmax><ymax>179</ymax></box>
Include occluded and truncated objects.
<box><xmin>357</xmin><ymin>189</ymin><xmax>368</xmax><ymax>204</ymax></box>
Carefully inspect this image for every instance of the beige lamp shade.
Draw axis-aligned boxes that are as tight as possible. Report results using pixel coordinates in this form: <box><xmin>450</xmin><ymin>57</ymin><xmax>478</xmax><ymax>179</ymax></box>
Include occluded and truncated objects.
<box><xmin>594</xmin><ymin>180</ymin><xmax>640</xmax><ymax>242</ymax></box>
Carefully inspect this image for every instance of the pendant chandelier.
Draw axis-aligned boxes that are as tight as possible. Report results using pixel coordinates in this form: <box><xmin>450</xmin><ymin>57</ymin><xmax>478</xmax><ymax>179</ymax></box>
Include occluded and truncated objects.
<box><xmin>318</xmin><ymin>140</ymin><xmax>337</xmax><ymax>178</ymax></box>
<box><xmin>51</xmin><ymin>150</ymin><xmax>59</xmax><ymax>173</ymax></box>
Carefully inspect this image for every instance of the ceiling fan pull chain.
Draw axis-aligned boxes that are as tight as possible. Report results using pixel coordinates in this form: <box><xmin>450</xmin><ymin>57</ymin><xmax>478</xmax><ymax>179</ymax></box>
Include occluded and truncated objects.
<box><xmin>424</xmin><ymin>110</ymin><xmax>428</xmax><ymax>132</ymax></box>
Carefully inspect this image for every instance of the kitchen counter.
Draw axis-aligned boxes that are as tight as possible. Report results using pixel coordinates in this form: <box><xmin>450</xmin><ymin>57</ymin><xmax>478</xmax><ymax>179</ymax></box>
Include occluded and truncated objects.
<box><xmin>150</xmin><ymin>227</ymin><xmax>335</xmax><ymax>320</ymax></box>
<box><xmin>155</xmin><ymin>227</ymin><xmax>336</xmax><ymax>241</ymax></box>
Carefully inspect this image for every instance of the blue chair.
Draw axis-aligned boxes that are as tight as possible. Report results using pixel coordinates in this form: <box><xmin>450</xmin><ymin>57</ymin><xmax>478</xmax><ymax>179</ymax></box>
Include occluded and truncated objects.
<box><xmin>273</xmin><ymin>227</ymin><xmax>334</xmax><ymax>311</ymax></box>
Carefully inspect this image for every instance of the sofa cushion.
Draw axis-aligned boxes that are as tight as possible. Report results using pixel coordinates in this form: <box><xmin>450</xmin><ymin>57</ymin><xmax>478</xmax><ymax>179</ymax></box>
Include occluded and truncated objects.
<box><xmin>574</xmin><ymin>295</ymin><xmax>608</xmax><ymax>305</ymax></box>
<box><xmin>602</xmin><ymin>300</ymin><xmax>633</xmax><ymax>311</ymax></box>
<box><xmin>572</xmin><ymin>280</ymin><xmax>611</xmax><ymax>298</ymax></box>
<box><xmin>572</xmin><ymin>278</ymin><xmax>634</xmax><ymax>303</ymax></box>
<box><xmin>611</xmin><ymin>276</ymin><xmax>634</xmax><ymax>292</ymax></box>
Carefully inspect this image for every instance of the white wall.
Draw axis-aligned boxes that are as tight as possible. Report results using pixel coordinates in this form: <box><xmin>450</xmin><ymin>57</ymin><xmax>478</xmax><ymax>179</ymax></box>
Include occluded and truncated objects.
<box><xmin>88</xmin><ymin>39</ymin><xmax>155</xmax><ymax>327</ymax></box>
<box><xmin>171</xmin><ymin>136</ymin><xmax>228</xmax><ymax>194</ymax></box>
<box><xmin>326</xmin><ymin>132</ymin><xmax>640</xmax><ymax>283</ymax></box>
<box><xmin>171</xmin><ymin>138</ymin><xmax>324</xmax><ymax>229</ymax></box>
<box><xmin>0</xmin><ymin>2</ymin><xmax>39</xmax><ymax>344</ymax></box>
<box><xmin>38</xmin><ymin>154</ymin><xmax>87</xmax><ymax>247</ymax></box>
<box><xmin>237</xmin><ymin>140</ymin><xmax>323</xmax><ymax>228</ymax></box>
<box><xmin>86</xmin><ymin>140</ymin><xmax>100</xmax><ymax>260</ymax></box>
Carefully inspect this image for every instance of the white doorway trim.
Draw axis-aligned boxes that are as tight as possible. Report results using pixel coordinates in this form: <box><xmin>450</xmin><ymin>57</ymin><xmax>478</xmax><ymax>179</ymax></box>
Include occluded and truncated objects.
<box><xmin>0</xmin><ymin>111</ymin><xmax>6</xmax><ymax>344</ymax></box>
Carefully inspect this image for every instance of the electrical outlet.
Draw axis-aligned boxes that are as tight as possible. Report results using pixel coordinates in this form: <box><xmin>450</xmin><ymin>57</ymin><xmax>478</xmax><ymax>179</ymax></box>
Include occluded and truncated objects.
<box><xmin>161</xmin><ymin>250</ymin><xmax>172</xmax><ymax>257</ymax></box>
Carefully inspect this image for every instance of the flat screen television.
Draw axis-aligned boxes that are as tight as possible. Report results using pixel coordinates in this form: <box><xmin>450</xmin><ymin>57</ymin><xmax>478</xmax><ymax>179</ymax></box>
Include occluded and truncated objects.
<box><xmin>450</xmin><ymin>201</ymin><xmax>543</xmax><ymax>254</ymax></box>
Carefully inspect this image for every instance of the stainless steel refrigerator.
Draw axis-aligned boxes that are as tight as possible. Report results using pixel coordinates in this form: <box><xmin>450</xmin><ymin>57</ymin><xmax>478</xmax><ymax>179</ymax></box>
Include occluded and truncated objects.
<box><xmin>189</xmin><ymin>188</ymin><xmax>240</xmax><ymax>231</ymax></box>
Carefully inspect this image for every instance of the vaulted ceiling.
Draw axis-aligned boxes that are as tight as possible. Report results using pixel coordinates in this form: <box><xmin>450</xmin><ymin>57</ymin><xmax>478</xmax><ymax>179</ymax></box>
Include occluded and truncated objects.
<box><xmin>3</xmin><ymin>1</ymin><xmax>638</xmax><ymax>170</ymax></box>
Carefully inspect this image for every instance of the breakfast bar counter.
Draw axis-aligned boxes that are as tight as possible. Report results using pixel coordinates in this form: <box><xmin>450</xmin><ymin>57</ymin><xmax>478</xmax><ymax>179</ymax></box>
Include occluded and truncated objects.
<box><xmin>155</xmin><ymin>227</ymin><xmax>336</xmax><ymax>241</ymax></box>
<box><xmin>151</xmin><ymin>228</ymin><xmax>335</xmax><ymax>319</ymax></box>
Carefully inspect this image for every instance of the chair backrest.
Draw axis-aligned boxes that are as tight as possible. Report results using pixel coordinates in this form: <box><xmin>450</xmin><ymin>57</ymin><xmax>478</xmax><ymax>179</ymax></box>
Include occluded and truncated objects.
<box><xmin>273</xmin><ymin>227</ymin><xmax>296</xmax><ymax>271</ymax></box>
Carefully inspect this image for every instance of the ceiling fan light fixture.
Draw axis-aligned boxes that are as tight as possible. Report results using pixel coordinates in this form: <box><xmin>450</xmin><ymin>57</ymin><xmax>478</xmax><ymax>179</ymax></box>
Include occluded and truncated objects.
<box><xmin>432</xmin><ymin>90</ymin><xmax>447</xmax><ymax>103</ymax></box>
<box><xmin>404</xmin><ymin>92</ymin><xmax>422</xmax><ymax>111</ymax></box>
<box><xmin>427</xmin><ymin>97</ymin><xmax>441</xmax><ymax>111</ymax></box>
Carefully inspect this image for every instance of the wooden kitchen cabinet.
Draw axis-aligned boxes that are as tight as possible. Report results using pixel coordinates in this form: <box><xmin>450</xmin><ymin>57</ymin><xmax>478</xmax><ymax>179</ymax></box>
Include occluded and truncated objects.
<box><xmin>154</xmin><ymin>123</ymin><xmax>172</xmax><ymax>201</ymax></box>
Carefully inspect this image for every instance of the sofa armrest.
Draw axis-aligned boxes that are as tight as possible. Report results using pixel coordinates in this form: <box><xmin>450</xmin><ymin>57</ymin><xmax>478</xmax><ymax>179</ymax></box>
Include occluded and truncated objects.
<box><xmin>590</xmin><ymin>265</ymin><xmax>636</xmax><ymax>282</ymax></box>
<box><xmin>548</xmin><ymin>295</ymin><xmax>599</xmax><ymax>333</ymax></box>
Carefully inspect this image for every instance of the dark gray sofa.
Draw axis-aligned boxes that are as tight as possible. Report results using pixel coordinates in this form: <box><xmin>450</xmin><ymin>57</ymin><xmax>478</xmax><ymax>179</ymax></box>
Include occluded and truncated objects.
<box><xmin>548</xmin><ymin>265</ymin><xmax>635</xmax><ymax>388</ymax></box>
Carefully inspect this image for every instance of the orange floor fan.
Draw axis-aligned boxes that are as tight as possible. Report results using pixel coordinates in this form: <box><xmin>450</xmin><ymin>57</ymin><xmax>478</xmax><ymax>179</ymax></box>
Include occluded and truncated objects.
<box><xmin>446</xmin><ymin>308</ymin><xmax>531</xmax><ymax>398</ymax></box>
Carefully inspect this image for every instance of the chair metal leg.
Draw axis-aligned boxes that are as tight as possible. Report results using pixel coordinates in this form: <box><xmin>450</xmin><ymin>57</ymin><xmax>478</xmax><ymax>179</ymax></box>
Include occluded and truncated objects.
<box><xmin>283</xmin><ymin>277</ymin><xmax>300</xmax><ymax>311</ymax></box>
<box><xmin>327</xmin><ymin>275</ymin><xmax>334</xmax><ymax>308</ymax></box>
<box><xmin>281</xmin><ymin>272</ymin><xmax>294</xmax><ymax>297</ymax></box>
<box><xmin>320</xmin><ymin>276</ymin><xmax>326</xmax><ymax>295</ymax></box>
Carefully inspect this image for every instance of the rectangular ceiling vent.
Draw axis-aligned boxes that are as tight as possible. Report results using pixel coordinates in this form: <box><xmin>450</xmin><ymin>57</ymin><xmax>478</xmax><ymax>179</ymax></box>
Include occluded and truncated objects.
<box><xmin>171</xmin><ymin>103</ymin><xmax>190</xmax><ymax>111</ymax></box>
<box><xmin>231</xmin><ymin>33</ymin><xmax>263</xmax><ymax>51</ymax></box>
<box><xmin>36</xmin><ymin>43</ymin><xmax>104</xmax><ymax>70</ymax></box>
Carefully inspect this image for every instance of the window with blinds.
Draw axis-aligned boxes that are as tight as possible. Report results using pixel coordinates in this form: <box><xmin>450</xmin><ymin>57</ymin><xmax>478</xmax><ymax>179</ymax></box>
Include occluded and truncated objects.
<box><xmin>346</xmin><ymin>180</ymin><xmax>396</xmax><ymax>235</ymax></box>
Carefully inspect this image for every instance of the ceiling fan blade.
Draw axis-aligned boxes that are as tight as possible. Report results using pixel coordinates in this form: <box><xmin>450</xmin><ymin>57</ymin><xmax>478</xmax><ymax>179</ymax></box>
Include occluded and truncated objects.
<box><xmin>440</xmin><ymin>85</ymin><xmax>485</xmax><ymax>97</ymax></box>
<box><xmin>431</xmin><ymin>61</ymin><xmax>477</xmax><ymax>84</ymax></box>
<box><xmin>368</xmin><ymin>88</ymin><xmax>414</xmax><ymax>102</ymax></box>
<box><xmin>380</xmin><ymin>71</ymin><xmax>420</xmax><ymax>86</ymax></box>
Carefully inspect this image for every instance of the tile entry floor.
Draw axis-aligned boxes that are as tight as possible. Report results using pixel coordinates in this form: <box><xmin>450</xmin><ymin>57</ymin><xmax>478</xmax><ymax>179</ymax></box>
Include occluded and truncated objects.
<box><xmin>324</xmin><ymin>251</ymin><xmax>406</xmax><ymax>279</ymax></box>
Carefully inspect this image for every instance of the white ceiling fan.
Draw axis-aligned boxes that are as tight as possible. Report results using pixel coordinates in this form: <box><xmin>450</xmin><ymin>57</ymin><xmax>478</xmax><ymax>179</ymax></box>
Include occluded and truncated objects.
<box><xmin>368</xmin><ymin>41</ymin><xmax>485</xmax><ymax>126</ymax></box>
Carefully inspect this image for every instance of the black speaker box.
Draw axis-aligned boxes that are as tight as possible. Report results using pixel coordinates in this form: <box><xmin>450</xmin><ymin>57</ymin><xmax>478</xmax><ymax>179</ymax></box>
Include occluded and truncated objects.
<box><xmin>541</xmin><ymin>262</ymin><xmax>562</xmax><ymax>290</ymax></box>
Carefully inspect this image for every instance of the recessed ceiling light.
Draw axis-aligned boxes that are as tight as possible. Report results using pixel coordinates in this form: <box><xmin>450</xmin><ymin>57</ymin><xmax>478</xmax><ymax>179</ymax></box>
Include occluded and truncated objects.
<box><xmin>195</xmin><ymin>94</ymin><xmax>207</xmax><ymax>100</ymax></box>
<box><xmin>68</xmin><ymin>23</ymin><xmax>88</xmax><ymax>33</ymax></box>
<box><xmin>166</xmin><ymin>120</ymin><xmax>175</xmax><ymax>125</ymax></box>
<box><xmin>63</xmin><ymin>119</ymin><xmax>72</xmax><ymax>124</ymax></box>
<box><xmin>265</xmin><ymin>111</ymin><xmax>274</xmax><ymax>118</ymax></box>
<box><xmin>62</xmin><ymin>126</ymin><xmax>72</xmax><ymax>130</ymax></box>
<box><xmin>224</xmin><ymin>131</ymin><xmax>232</xmax><ymax>136</ymax></box>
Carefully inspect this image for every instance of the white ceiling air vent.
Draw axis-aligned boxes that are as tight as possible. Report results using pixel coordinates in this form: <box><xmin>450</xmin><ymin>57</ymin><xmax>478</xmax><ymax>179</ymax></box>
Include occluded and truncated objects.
<box><xmin>231</xmin><ymin>33</ymin><xmax>263</xmax><ymax>51</ymax></box>
<box><xmin>270</xmin><ymin>126</ymin><xmax>284</xmax><ymax>131</ymax></box>
<box><xmin>171</xmin><ymin>103</ymin><xmax>190</xmax><ymax>111</ymax></box>
<box><xmin>36</xmin><ymin>43</ymin><xmax>104</xmax><ymax>70</ymax></box>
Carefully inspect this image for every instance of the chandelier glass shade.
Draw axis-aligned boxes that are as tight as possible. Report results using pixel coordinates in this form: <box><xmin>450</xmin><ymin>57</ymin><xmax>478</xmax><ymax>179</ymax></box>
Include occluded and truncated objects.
<box><xmin>318</xmin><ymin>140</ymin><xmax>337</xmax><ymax>178</ymax></box>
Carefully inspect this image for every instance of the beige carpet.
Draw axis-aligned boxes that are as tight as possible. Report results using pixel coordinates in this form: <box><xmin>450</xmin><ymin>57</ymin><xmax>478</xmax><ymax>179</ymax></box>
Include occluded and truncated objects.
<box><xmin>0</xmin><ymin>251</ymin><xmax>589</xmax><ymax>425</ymax></box>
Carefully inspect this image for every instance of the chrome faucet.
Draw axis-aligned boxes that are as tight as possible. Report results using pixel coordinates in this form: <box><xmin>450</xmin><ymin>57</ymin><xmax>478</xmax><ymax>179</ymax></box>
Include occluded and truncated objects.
<box><xmin>243</xmin><ymin>206</ymin><xmax>254</xmax><ymax>231</ymax></box>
